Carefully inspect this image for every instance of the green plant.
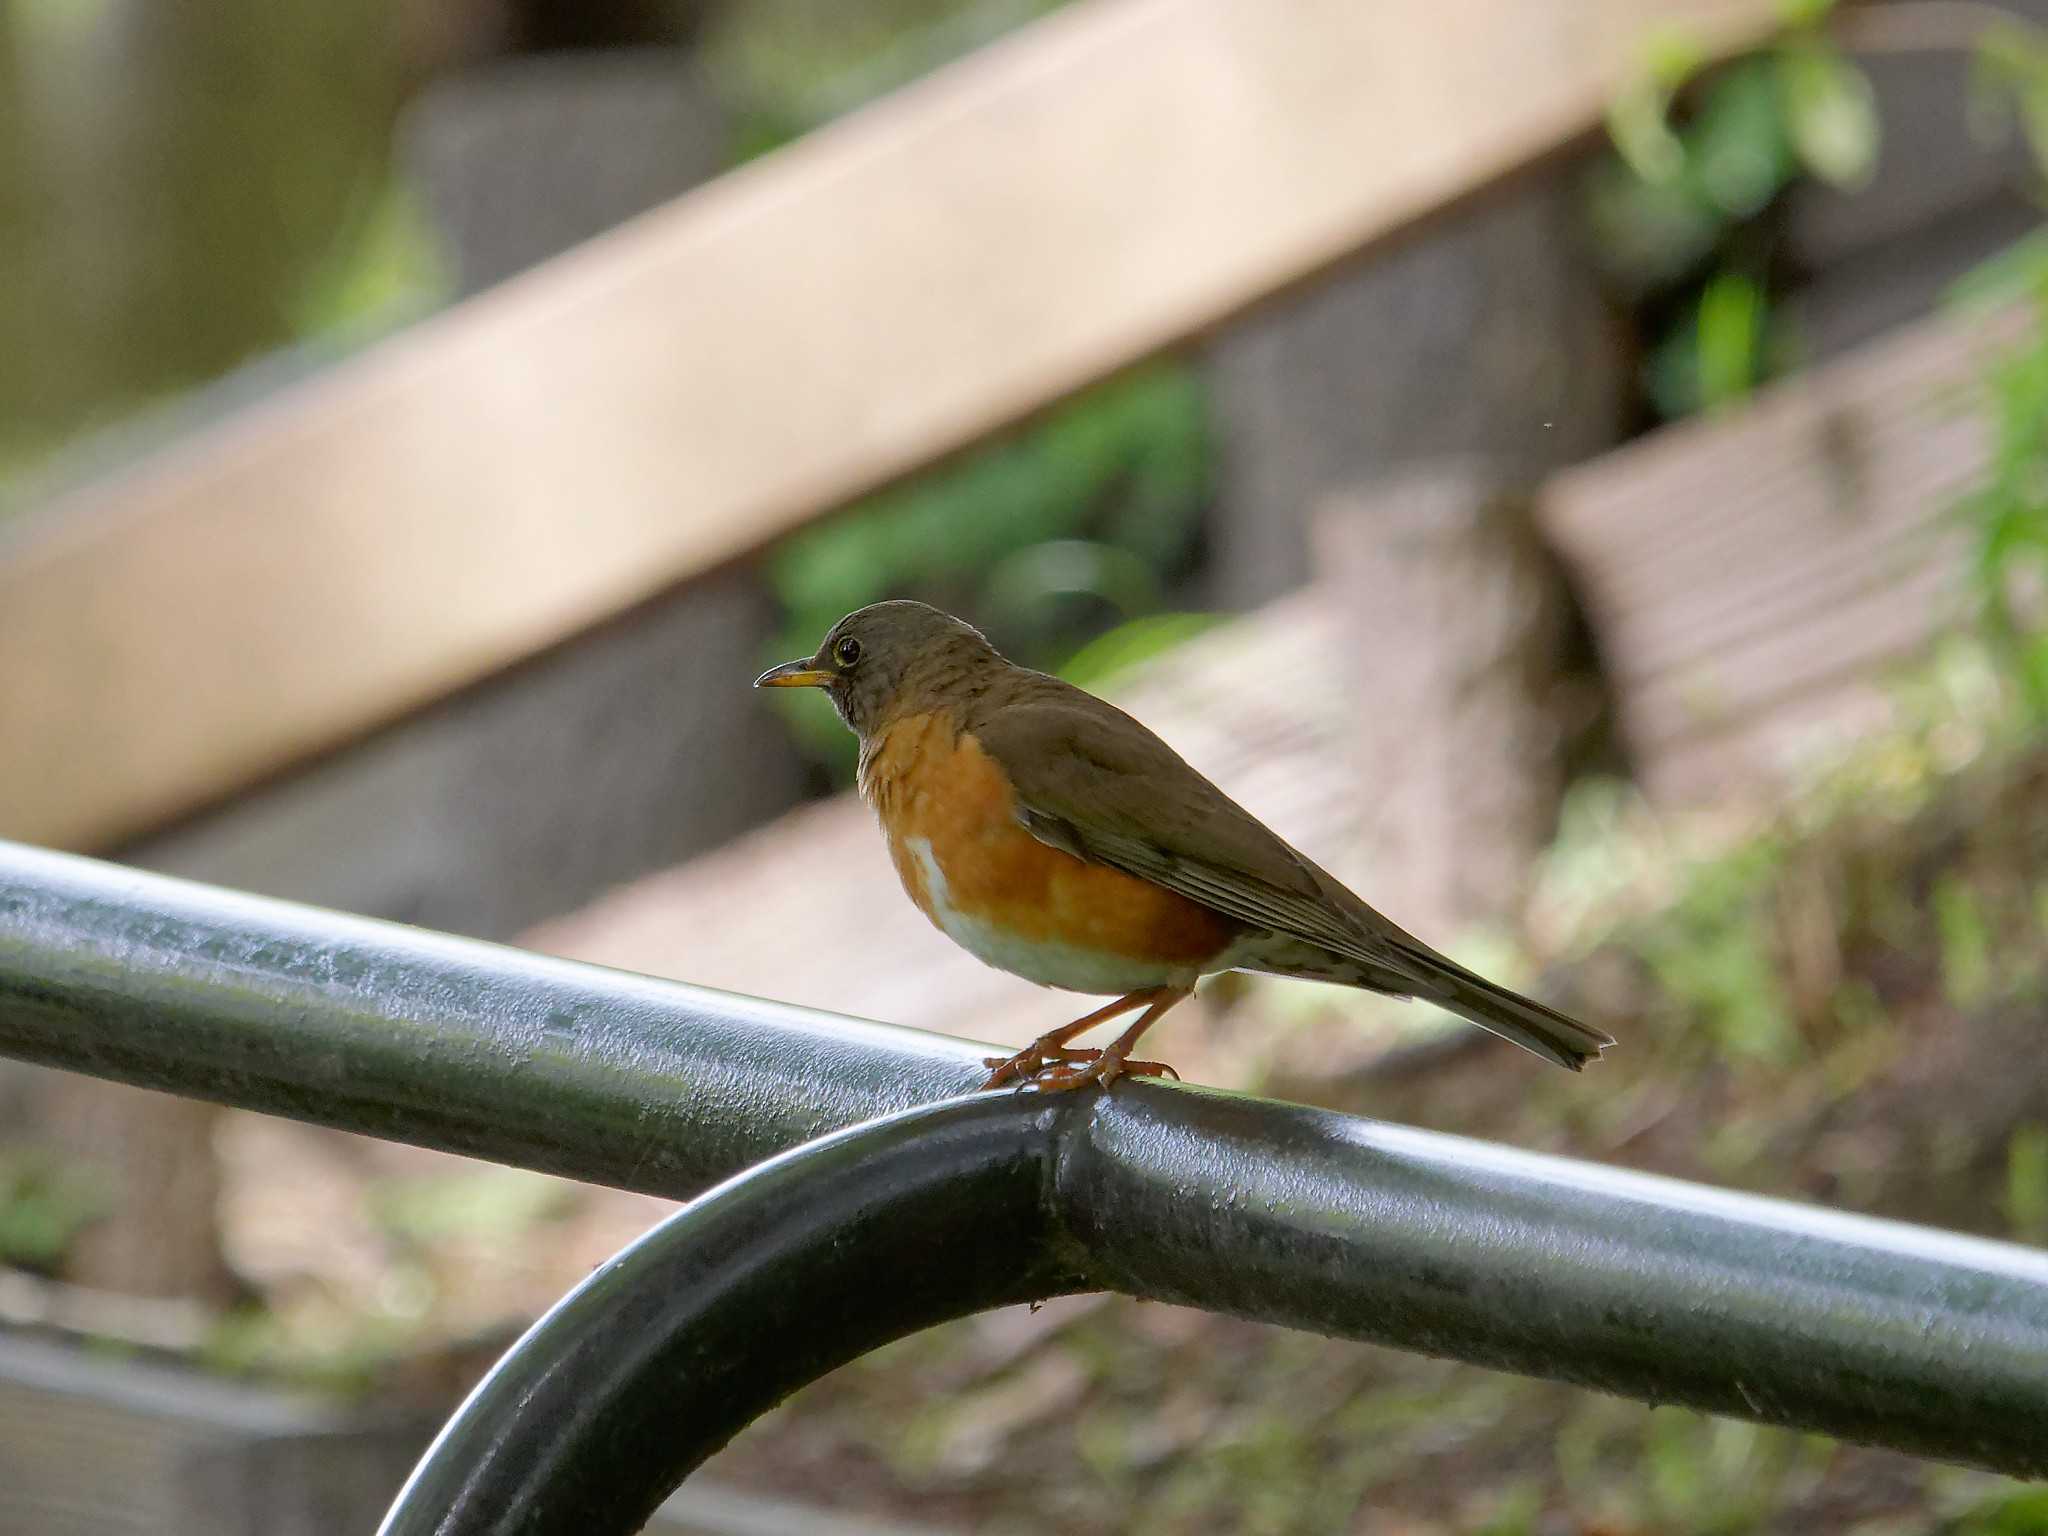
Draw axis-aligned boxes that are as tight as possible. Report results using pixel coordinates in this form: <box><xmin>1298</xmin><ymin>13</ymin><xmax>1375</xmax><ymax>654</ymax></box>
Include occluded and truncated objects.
<box><xmin>1942</xmin><ymin>14</ymin><xmax>2048</xmax><ymax>716</ymax></box>
<box><xmin>763</xmin><ymin>362</ymin><xmax>1213</xmax><ymax>779</ymax></box>
<box><xmin>1592</xmin><ymin>1</ymin><xmax>2048</xmax><ymax>422</ymax></box>
<box><xmin>1591</xmin><ymin>1</ymin><xmax>1878</xmax><ymax>418</ymax></box>
<box><xmin>1602</xmin><ymin>3</ymin><xmax>2048</xmax><ymax>725</ymax></box>
<box><xmin>366</xmin><ymin>1167</ymin><xmax>574</xmax><ymax>1247</ymax></box>
<box><xmin>1949</xmin><ymin>232</ymin><xmax>2048</xmax><ymax>721</ymax></box>
<box><xmin>0</xmin><ymin>1148</ymin><xmax>109</xmax><ymax>1272</ymax></box>
<box><xmin>709</xmin><ymin>0</ymin><xmax>1075</xmax><ymax>164</ymax></box>
<box><xmin>2005</xmin><ymin>1122</ymin><xmax>2048</xmax><ymax>1241</ymax></box>
<box><xmin>1948</xmin><ymin>1484</ymin><xmax>2048</xmax><ymax>1535</ymax></box>
<box><xmin>1934</xmin><ymin>872</ymin><xmax>1996</xmax><ymax>1005</ymax></box>
<box><xmin>1639</xmin><ymin>837</ymin><xmax>1801</xmax><ymax>1064</ymax></box>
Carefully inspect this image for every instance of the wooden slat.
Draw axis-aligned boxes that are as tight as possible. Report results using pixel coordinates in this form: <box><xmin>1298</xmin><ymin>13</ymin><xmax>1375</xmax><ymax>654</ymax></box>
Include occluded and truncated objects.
<box><xmin>0</xmin><ymin>1331</ymin><xmax>425</xmax><ymax>1536</ymax></box>
<box><xmin>1539</xmin><ymin>307</ymin><xmax>2013</xmax><ymax>805</ymax></box>
<box><xmin>2</xmin><ymin>0</ymin><xmax>1782</xmax><ymax>850</ymax></box>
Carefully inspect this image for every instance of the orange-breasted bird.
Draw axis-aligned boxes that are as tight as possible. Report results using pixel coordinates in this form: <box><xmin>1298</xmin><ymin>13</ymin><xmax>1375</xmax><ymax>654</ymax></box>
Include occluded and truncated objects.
<box><xmin>756</xmin><ymin>601</ymin><xmax>1613</xmax><ymax>1091</ymax></box>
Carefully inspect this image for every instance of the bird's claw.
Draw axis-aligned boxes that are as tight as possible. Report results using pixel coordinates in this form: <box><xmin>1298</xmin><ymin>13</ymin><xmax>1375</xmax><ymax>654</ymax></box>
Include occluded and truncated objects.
<box><xmin>1035</xmin><ymin>1052</ymin><xmax>1179</xmax><ymax>1091</ymax></box>
<box><xmin>980</xmin><ymin>1048</ymin><xmax>1180</xmax><ymax>1093</ymax></box>
<box><xmin>979</xmin><ymin>1044</ymin><xmax>1100</xmax><ymax>1091</ymax></box>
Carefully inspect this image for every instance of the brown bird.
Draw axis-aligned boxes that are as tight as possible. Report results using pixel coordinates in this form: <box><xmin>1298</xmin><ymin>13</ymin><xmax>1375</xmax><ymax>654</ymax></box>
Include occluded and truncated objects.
<box><xmin>757</xmin><ymin>601</ymin><xmax>1612</xmax><ymax>1091</ymax></box>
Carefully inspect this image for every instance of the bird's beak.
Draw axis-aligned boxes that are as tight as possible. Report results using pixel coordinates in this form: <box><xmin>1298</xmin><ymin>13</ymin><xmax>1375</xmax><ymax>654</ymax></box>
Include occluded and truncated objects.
<box><xmin>754</xmin><ymin>659</ymin><xmax>836</xmax><ymax>690</ymax></box>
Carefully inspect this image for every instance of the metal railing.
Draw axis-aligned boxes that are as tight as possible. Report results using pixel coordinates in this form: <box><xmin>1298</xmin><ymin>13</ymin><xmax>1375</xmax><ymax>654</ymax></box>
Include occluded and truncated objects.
<box><xmin>3</xmin><ymin>838</ymin><xmax>2046</xmax><ymax>1533</ymax></box>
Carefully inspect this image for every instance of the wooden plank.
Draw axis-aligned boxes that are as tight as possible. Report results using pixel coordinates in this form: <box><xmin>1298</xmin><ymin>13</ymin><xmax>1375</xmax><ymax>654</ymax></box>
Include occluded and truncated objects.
<box><xmin>2</xmin><ymin>0</ymin><xmax>1783</xmax><ymax>850</ymax></box>
<box><xmin>1313</xmin><ymin>465</ymin><xmax>1573</xmax><ymax>942</ymax></box>
<box><xmin>0</xmin><ymin>1331</ymin><xmax>429</xmax><ymax>1536</ymax></box>
<box><xmin>124</xmin><ymin>569</ymin><xmax>809</xmax><ymax>944</ymax></box>
<box><xmin>1538</xmin><ymin>307</ymin><xmax>2013</xmax><ymax>806</ymax></box>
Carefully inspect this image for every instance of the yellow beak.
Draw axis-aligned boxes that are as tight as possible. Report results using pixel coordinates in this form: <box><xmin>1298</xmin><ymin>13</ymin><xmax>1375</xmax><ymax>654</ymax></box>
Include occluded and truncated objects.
<box><xmin>754</xmin><ymin>659</ymin><xmax>836</xmax><ymax>689</ymax></box>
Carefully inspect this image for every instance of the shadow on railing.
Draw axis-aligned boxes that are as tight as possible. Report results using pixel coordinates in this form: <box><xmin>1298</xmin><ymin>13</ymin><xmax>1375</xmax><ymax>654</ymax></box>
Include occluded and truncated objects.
<box><xmin>3</xmin><ymin>839</ymin><xmax>2045</xmax><ymax>1534</ymax></box>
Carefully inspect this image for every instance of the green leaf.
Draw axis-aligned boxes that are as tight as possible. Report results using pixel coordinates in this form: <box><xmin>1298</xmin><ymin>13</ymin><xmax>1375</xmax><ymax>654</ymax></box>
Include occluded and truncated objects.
<box><xmin>1604</xmin><ymin>25</ymin><xmax>1707</xmax><ymax>183</ymax></box>
<box><xmin>1777</xmin><ymin>42</ymin><xmax>1879</xmax><ymax>189</ymax></box>
<box><xmin>1607</xmin><ymin>77</ymin><xmax>1687</xmax><ymax>184</ymax></box>
<box><xmin>290</xmin><ymin>174</ymin><xmax>451</xmax><ymax>343</ymax></box>
<box><xmin>368</xmin><ymin>1168</ymin><xmax>574</xmax><ymax>1244</ymax></box>
<box><xmin>0</xmin><ymin>1149</ymin><xmax>110</xmax><ymax>1270</ymax></box>
<box><xmin>1952</xmin><ymin>1485</ymin><xmax>2048</xmax><ymax>1536</ymax></box>
<box><xmin>1689</xmin><ymin>60</ymin><xmax>1797</xmax><ymax>218</ymax></box>
<box><xmin>2006</xmin><ymin>1124</ymin><xmax>2048</xmax><ymax>1241</ymax></box>
<box><xmin>1946</xmin><ymin>230</ymin><xmax>2048</xmax><ymax>313</ymax></box>
<box><xmin>1644</xmin><ymin>23</ymin><xmax>1710</xmax><ymax>90</ymax></box>
<box><xmin>1934</xmin><ymin>876</ymin><xmax>1993</xmax><ymax>1006</ymax></box>
<box><xmin>1583</xmin><ymin>158</ymin><xmax>1725</xmax><ymax>293</ymax></box>
<box><xmin>1697</xmin><ymin>272</ymin><xmax>1768</xmax><ymax>410</ymax></box>
<box><xmin>1777</xmin><ymin>0</ymin><xmax>1838</xmax><ymax>27</ymax></box>
<box><xmin>1057</xmin><ymin>611</ymin><xmax>1225</xmax><ymax>689</ymax></box>
<box><xmin>1642</xmin><ymin>840</ymin><xmax>1799</xmax><ymax>1064</ymax></box>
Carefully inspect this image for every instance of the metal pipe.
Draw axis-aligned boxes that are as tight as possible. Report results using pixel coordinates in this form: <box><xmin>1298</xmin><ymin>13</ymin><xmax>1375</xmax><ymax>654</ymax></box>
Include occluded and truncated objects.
<box><xmin>378</xmin><ymin>1094</ymin><xmax>1077</xmax><ymax>1536</ymax></box>
<box><xmin>378</xmin><ymin>1091</ymin><xmax>2048</xmax><ymax>1535</ymax></box>
<box><xmin>0</xmin><ymin>841</ymin><xmax>987</xmax><ymax>1198</ymax></box>
<box><xmin>6</xmin><ymin>838</ymin><xmax>2048</xmax><ymax>1480</ymax></box>
<box><xmin>1065</xmin><ymin>1092</ymin><xmax>2048</xmax><ymax>1474</ymax></box>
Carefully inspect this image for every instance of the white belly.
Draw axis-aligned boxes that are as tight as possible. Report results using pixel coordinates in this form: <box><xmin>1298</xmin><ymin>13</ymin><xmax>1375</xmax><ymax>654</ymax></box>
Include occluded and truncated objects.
<box><xmin>903</xmin><ymin>836</ymin><xmax>1197</xmax><ymax>994</ymax></box>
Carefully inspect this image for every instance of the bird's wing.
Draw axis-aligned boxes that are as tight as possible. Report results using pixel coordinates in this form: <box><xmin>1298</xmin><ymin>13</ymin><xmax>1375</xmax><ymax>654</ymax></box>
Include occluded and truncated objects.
<box><xmin>973</xmin><ymin>687</ymin><xmax>1613</xmax><ymax>1069</ymax></box>
<box><xmin>970</xmin><ymin>692</ymin><xmax>1396</xmax><ymax>966</ymax></box>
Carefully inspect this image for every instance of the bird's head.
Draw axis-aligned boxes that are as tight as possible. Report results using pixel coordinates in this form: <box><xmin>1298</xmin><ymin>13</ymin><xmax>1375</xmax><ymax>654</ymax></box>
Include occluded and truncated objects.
<box><xmin>754</xmin><ymin>600</ymin><xmax>1000</xmax><ymax>737</ymax></box>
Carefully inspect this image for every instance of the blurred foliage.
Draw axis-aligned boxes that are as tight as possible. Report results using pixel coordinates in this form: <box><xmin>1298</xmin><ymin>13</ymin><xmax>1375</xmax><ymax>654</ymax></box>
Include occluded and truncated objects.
<box><xmin>366</xmin><ymin>1166</ymin><xmax>575</xmax><ymax>1247</ymax></box>
<box><xmin>763</xmin><ymin>362</ymin><xmax>1216</xmax><ymax>780</ymax></box>
<box><xmin>2007</xmin><ymin>1122</ymin><xmax>2048</xmax><ymax>1242</ymax></box>
<box><xmin>1587</xmin><ymin>1</ymin><xmax>1879</xmax><ymax>418</ymax></box>
<box><xmin>0</xmin><ymin>0</ymin><xmax>447</xmax><ymax>512</ymax></box>
<box><xmin>1955</xmin><ymin>1488</ymin><xmax>2048</xmax><ymax>1536</ymax></box>
<box><xmin>194</xmin><ymin>1165</ymin><xmax>577</xmax><ymax>1396</ymax></box>
<box><xmin>199</xmin><ymin>1301</ymin><xmax>417</xmax><ymax>1398</ymax></box>
<box><xmin>1057</xmin><ymin>610</ymin><xmax>1228</xmax><ymax>691</ymax></box>
<box><xmin>1597</xmin><ymin>1</ymin><xmax>2048</xmax><ymax>750</ymax></box>
<box><xmin>0</xmin><ymin>1147</ymin><xmax>108</xmax><ymax>1273</ymax></box>
<box><xmin>1587</xmin><ymin>0</ymin><xmax>2048</xmax><ymax>422</ymax></box>
<box><xmin>1949</xmin><ymin>226</ymin><xmax>2048</xmax><ymax>725</ymax></box>
<box><xmin>287</xmin><ymin>172</ymin><xmax>450</xmax><ymax>345</ymax></box>
<box><xmin>1636</xmin><ymin>833</ymin><xmax>1801</xmax><ymax>1067</ymax></box>
<box><xmin>702</xmin><ymin>0</ymin><xmax>1072</xmax><ymax>161</ymax></box>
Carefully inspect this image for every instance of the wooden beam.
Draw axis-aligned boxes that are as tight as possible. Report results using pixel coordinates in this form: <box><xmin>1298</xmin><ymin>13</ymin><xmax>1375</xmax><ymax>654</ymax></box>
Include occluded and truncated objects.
<box><xmin>3</xmin><ymin>0</ymin><xmax>1784</xmax><ymax>850</ymax></box>
<box><xmin>1539</xmin><ymin>307</ymin><xmax>2010</xmax><ymax>807</ymax></box>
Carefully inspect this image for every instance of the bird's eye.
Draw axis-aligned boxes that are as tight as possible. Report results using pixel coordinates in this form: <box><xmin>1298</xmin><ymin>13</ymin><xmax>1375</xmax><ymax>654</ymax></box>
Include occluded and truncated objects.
<box><xmin>833</xmin><ymin>636</ymin><xmax>862</xmax><ymax>667</ymax></box>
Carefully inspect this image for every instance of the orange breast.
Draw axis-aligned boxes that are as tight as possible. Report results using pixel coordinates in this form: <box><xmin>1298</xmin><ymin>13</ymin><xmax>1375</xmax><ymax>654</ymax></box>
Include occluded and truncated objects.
<box><xmin>860</xmin><ymin>712</ymin><xmax>1238</xmax><ymax>975</ymax></box>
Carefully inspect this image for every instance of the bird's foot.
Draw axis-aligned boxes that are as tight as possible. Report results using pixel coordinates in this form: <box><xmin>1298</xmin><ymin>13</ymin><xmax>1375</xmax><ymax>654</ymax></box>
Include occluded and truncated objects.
<box><xmin>979</xmin><ymin>1044</ymin><xmax>1101</xmax><ymax>1091</ymax></box>
<box><xmin>1019</xmin><ymin>1049</ymin><xmax>1180</xmax><ymax>1093</ymax></box>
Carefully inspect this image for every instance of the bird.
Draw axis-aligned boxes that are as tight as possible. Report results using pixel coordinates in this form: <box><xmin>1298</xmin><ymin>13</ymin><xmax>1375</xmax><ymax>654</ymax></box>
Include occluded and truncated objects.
<box><xmin>755</xmin><ymin>600</ymin><xmax>1613</xmax><ymax>1091</ymax></box>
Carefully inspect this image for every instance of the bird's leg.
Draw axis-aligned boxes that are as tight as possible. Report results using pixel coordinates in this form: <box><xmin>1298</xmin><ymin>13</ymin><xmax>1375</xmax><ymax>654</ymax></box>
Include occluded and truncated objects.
<box><xmin>1030</xmin><ymin>987</ymin><xmax>1193</xmax><ymax>1092</ymax></box>
<box><xmin>979</xmin><ymin>988</ymin><xmax>1169</xmax><ymax>1090</ymax></box>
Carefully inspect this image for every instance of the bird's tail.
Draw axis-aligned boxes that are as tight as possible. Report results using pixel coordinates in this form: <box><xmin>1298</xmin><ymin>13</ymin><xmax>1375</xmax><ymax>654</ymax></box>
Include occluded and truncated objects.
<box><xmin>1387</xmin><ymin>938</ymin><xmax>1613</xmax><ymax>1071</ymax></box>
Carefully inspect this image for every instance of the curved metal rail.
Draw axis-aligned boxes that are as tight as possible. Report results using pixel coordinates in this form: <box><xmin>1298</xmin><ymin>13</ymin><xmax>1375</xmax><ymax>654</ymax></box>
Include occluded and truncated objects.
<box><xmin>377</xmin><ymin>1094</ymin><xmax>1078</xmax><ymax>1535</ymax></box>
<box><xmin>4</xmin><ymin>838</ymin><xmax>2047</xmax><ymax>1525</ymax></box>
